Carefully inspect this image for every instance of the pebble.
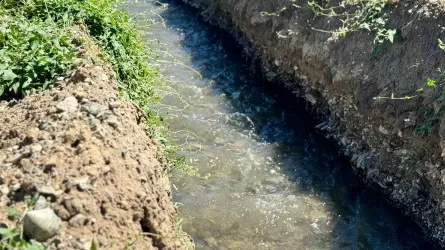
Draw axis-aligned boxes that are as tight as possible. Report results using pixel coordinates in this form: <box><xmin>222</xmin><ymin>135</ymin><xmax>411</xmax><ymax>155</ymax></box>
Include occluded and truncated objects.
<box><xmin>73</xmin><ymin>177</ymin><xmax>89</xmax><ymax>185</ymax></box>
<box><xmin>69</xmin><ymin>213</ymin><xmax>87</xmax><ymax>227</ymax></box>
<box><xmin>11</xmin><ymin>183</ymin><xmax>20</xmax><ymax>192</ymax></box>
<box><xmin>378</xmin><ymin>125</ymin><xmax>390</xmax><ymax>135</ymax></box>
<box><xmin>37</xmin><ymin>185</ymin><xmax>57</xmax><ymax>199</ymax></box>
<box><xmin>23</xmin><ymin>208</ymin><xmax>62</xmax><ymax>241</ymax></box>
<box><xmin>78</xmin><ymin>183</ymin><xmax>93</xmax><ymax>191</ymax></box>
<box><xmin>34</xmin><ymin>196</ymin><xmax>47</xmax><ymax>210</ymax></box>
<box><xmin>74</xmin><ymin>91</ymin><xmax>88</xmax><ymax>100</ymax></box>
<box><xmin>87</xmin><ymin>103</ymin><xmax>102</xmax><ymax>116</ymax></box>
<box><xmin>31</xmin><ymin>144</ymin><xmax>43</xmax><ymax>153</ymax></box>
<box><xmin>108</xmin><ymin>101</ymin><xmax>121</xmax><ymax>109</ymax></box>
<box><xmin>56</xmin><ymin>96</ymin><xmax>78</xmax><ymax>113</ymax></box>
<box><xmin>64</xmin><ymin>198</ymin><xmax>83</xmax><ymax>216</ymax></box>
<box><xmin>102</xmin><ymin>166</ymin><xmax>111</xmax><ymax>174</ymax></box>
<box><xmin>0</xmin><ymin>186</ymin><xmax>9</xmax><ymax>195</ymax></box>
<box><xmin>6</xmin><ymin>153</ymin><xmax>26</xmax><ymax>164</ymax></box>
<box><xmin>107</xmin><ymin>116</ymin><xmax>120</xmax><ymax>129</ymax></box>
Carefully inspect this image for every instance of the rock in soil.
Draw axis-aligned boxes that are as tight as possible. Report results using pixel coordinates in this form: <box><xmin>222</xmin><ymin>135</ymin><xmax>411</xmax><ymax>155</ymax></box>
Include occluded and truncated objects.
<box><xmin>23</xmin><ymin>208</ymin><xmax>62</xmax><ymax>241</ymax></box>
<box><xmin>56</xmin><ymin>96</ymin><xmax>78</xmax><ymax>113</ymax></box>
<box><xmin>34</xmin><ymin>196</ymin><xmax>47</xmax><ymax>210</ymax></box>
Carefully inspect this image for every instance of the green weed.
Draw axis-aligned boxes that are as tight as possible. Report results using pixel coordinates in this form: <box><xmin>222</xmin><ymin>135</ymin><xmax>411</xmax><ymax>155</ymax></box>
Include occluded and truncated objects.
<box><xmin>286</xmin><ymin>0</ymin><xmax>397</xmax><ymax>44</ymax></box>
<box><xmin>0</xmin><ymin>10</ymin><xmax>76</xmax><ymax>97</ymax></box>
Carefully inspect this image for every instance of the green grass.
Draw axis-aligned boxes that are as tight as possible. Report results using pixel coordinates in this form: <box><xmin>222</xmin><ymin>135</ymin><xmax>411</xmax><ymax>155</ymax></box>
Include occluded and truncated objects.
<box><xmin>1</xmin><ymin>0</ymin><xmax>159</xmax><ymax>108</ymax></box>
<box><xmin>0</xmin><ymin>8</ymin><xmax>76</xmax><ymax>97</ymax></box>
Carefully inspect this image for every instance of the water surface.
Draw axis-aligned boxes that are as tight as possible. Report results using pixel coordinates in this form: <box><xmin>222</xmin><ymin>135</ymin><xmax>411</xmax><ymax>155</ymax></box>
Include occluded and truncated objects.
<box><xmin>126</xmin><ymin>1</ymin><xmax>433</xmax><ymax>249</ymax></box>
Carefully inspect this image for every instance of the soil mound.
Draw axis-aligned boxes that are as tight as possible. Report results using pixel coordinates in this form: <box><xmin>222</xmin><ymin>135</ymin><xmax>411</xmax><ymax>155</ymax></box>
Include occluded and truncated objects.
<box><xmin>0</xmin><ymin>65</ymin><xmax>193</xmax><ymax>249</ymax></box>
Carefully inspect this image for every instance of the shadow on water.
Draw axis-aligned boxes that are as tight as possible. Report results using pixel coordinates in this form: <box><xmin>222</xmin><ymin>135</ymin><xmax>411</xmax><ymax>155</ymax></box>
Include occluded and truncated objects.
<box><xmin>128</xmin><ymin>0</ymin><xmax>437</xmax><ymax>249</ymax></box>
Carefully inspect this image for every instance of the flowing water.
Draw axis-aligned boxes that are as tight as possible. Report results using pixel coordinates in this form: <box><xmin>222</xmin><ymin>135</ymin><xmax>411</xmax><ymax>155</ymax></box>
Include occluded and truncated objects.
<box><xmin>126</xmin><ymin>1</ymin><xmax>434</xmax><ymax>249</ymax></box>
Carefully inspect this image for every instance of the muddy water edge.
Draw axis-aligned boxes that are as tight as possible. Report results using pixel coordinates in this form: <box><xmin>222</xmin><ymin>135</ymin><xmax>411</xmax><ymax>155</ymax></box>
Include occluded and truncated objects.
<box><xmin>126</xmin><ymin>1</ymin><xmax>437</xmax><ymax>249</ymax></box>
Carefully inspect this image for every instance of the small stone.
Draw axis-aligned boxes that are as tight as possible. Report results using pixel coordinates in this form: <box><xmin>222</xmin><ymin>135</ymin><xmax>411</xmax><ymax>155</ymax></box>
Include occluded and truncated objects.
<box><xmin>107</xmin><ymin>116</ymin><xmax>120</xmax><ymax>129</ymax></box>
<box><xmin>108</xmin><ymin>101</ymin><xmax>121</xmax><ymax>109</ymax></box>
<box><xmin>74</xmin><ymin>91</ymin><xmax>88</xmax><ymax>100</ymax></box>
<box><xmin>37</xmin><ymin>185</ymin><xmax>57</xmax><ymax>199</ymax></box>
<box><xmin>378</xmin><ymin>125</ymin><xmax>390</xmax><ymax>135</ymax></box>
<box><xmin>6</xmin><ymin>152</ymin><xmax>29</xmax><ymax>164</ymax></box>
<box><xmin>73</xmin><ymin>177</ymin><xmax>88</xmax><ymax>184</ymax></box>
<box><xmin>118</xmin><ymin>201</ymin><xmax>129</xmax><ymax>211</ymax></box>
<box><xmin>356</xmin><ymin>153</ymin><xmax>371</xmax><ymax>169</ymax></box>
<box><xmin>88</xmin><ymin>103</ymin><xmax>102</xmax><ymax>116</ymax></box>
<box><xmin>104</xmin><ymin>190</ymin><xmax>114</xmax><ymax>202</ymax></box>
<box><xmin>11</xmin><ymin>183</ymin><xmax>20</xmax><ymax>192</ymax></box>
<box><xmin>23</xmin><ymin>208</ymin><xmax>62</xmax><ymax>241</ymax></box>
<box><xmin>102</xmin><ymin>166</ymin><xmax>111</xmax><ymax>174</ymax></box>
<box><xmin>64</xmin><ymin>198</ymin><xmax>83</xmax><ymax>216</ymax></box>
<box><xmin>54</xmin><ymin>206</ymin><xmax>70</xmax><ymax>221</ymax></box>
<box><xmin>78</xmin><ymin>183</ymin><xmax>93</xmax><ymax>191</ymax></box>
<box><xmin>0</xmin><ymin>186</ymin><xmax>9</xmax><ymax>195</ymax></box>
<box><xmin>305</xmin><ymin>93</ymin><xmax>317</xmax><ymax>105</ymax></box>
<box><xmin>56</xmin><ymin>96</ymin><xmax>78</xmax><ymax>113</ymax></box>
<box><xmin>34</xmin><ymin>196</ymin><xmax>47</xmax><ymax>210</ymax></box>
<box><xmin>69</xmin><ymin>214</ymin><xmax>87</xmax><ymax>227</ymax></box>
<box><xmin>76</xmin><ymin>240</ymin><xmax>91</xmax><ymax>250</ymax></box>
<box><xmin>31</xmin><ymin>144</ymin><xmax>43</xmax><ymax>153</ymax></box>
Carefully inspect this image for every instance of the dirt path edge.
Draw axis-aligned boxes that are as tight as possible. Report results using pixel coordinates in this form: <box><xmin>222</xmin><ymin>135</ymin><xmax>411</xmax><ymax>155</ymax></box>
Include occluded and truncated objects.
<box><xmin>0</xmin><ymin>63</ymin><xmax>194</xmax><ymax>249</ymax></box>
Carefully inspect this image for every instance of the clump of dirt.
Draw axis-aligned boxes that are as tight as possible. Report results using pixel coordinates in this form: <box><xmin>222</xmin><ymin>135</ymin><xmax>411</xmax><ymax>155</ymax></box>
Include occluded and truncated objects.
<box><xmin>0</xmin><ymin>64</ymin><xmax>193</xmax><ymax>249</ymax></box>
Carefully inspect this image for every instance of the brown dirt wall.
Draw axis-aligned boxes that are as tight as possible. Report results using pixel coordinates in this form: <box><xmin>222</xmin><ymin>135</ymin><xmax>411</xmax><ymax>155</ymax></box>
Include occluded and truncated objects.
<box><xmin>182</xmin><ymin>0</ymin><xmax>445</xmax><ymax>247</ymax></box>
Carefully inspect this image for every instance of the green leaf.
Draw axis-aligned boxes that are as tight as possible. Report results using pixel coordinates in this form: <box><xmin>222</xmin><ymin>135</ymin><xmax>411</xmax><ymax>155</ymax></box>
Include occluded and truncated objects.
<box><xmin>90</xmin><ymin>239</ymin><xmax>97</xmax><ymax>250</ymax></box>
<box><xmin>387</xmin><ymin>29</ymin><xmax>396</xmax><ymax>43</ymax></box>
<box><xmin>360</xmin><ymin>23</ymin><xmax>371</xmax><ymax>31</ymax></box>
<box><xmin>439</xmin><ymin>39</ymin><xmax>445</xmax><ymax>51</ymax></box>
<box><xmin>0</xmin><ymin>227</ymin><xmax>18</xmax><ymax>240</ymax></box>
<box><xmin>416</xmin><ymin>88</ymin><xmax>424</xmax><ymax>93</ymax></box>
<box><xmin>1</xmin><ymin>69</ymin><xmax>17</xmax><ymax>81</ymax></box>
<box><xmin>11</xmin><ymin>82</ymin><xmax>21</xmax><ymax>93</ymax></box>
<box><xmin>0</xmin><ymin>227</ymin><xmax>11</xmax><ymax>236</ymax></box>
<box><xmin>426</xmin><ymin>78</ymin><xmax>437</xmax><ymax>88</ymax></box>
<box><xmin>7</xmin><ymin>207</ymin><xmax>16</xmax><ymax>217</ymax></box>
<box><xmin>23</xmin><ymin>242</ymin><xmax>44</xmax><ymax>250</ymax></box>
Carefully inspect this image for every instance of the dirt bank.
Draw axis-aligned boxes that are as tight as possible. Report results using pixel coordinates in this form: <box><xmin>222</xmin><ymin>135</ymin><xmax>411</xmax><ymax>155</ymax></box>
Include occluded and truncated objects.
<box><xmin>0</xmin><ymin>63</ymin><xmax>193</xmax><ymax>249</ymax></box>
<box><xmin>182</xmin><ymin>0</ymin><xmax>445</xmax><ymax>247</ymax></box>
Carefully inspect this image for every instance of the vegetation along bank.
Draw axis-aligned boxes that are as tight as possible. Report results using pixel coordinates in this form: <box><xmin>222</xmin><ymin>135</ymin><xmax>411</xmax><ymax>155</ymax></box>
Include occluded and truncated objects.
<box><xmin>182</xmin><ymin>0</ymin><xmax>445</xmax><ymax>247</ymax></box>
<box><xmin>0</xmin><ymin>0</ymin><xmax>193</xmax><ymax>249</ymax></box>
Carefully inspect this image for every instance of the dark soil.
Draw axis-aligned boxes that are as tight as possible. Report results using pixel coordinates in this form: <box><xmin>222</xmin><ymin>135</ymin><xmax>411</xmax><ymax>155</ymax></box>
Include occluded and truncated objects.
<box><xmin>182</xmin><ymin>0</ymin><xmax>445</xmax><ymax>247</ymax></box>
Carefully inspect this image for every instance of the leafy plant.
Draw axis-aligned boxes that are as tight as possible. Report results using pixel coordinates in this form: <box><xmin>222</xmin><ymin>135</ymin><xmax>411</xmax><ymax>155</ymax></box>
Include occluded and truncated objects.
<box><xmin>0</xmin><ymin>227</ymin><xmax>43</xmax><ymax>250</ymax></box>
<box><xmin>292</xmin><ymin>0</ymin><xmax>397</xmax><ymax>44</ymax></box>
<box><xmin>0</xmin><ymin>13</ymin><xmax>76</xmax><ymax>97</ymax></box>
